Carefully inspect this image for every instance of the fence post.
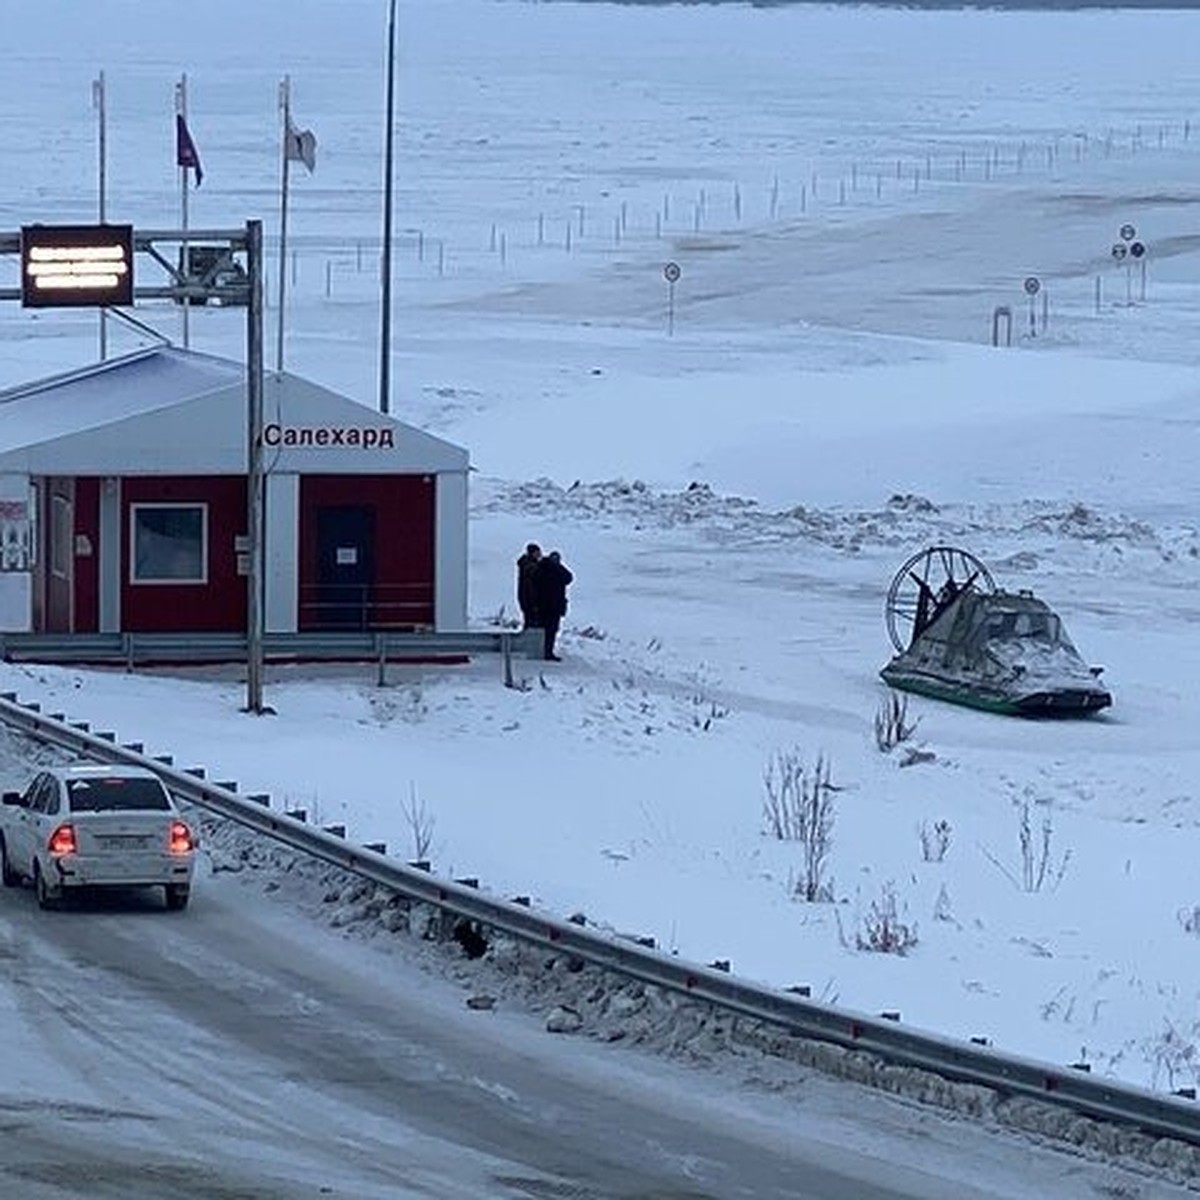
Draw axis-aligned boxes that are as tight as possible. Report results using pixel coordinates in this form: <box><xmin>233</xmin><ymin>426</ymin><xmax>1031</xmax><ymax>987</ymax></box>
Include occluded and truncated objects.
<box><xmin>501</xmin><ymin>632</ymin><xmax>513</xmax><ymax>689</ymax></box>
<box><xmin>377</xmin><ymin>633</ymin><xmax>388</xmax><ymax>688</ymax></box>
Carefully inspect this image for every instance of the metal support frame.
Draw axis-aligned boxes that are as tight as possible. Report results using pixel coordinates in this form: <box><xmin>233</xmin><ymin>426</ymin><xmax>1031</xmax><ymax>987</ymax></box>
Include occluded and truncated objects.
<box><xmin>0</xmin><ymin>223</ymin><xmax>266</xmax><ymax>715</ymax></box>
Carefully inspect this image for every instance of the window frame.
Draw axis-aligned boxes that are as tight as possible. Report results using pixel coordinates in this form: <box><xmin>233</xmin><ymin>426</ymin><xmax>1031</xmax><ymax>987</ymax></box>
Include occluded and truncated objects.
<box><xmin>129</xmin><ymin>502</ymin><xmax>209</xmax><ymax>586</ymax></box>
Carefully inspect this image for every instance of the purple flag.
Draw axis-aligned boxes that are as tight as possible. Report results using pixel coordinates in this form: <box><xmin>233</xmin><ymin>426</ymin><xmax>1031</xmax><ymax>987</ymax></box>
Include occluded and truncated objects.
<box><xmin>175</xmin><ymin>113</ymin><xmax>203</xmax><ymax>186</ymax></box>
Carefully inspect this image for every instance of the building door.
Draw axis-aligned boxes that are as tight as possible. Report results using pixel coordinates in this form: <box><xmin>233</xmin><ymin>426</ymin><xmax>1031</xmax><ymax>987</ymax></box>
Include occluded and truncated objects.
<box><xmin>314</xmin><ymin>505</ymin><xmax>374</xmax><ymax>629</ymax></box>
<box><xmin>45</xmin><ymin>479</ymin><xmax>75</xmax><ymax>633</ymax></box>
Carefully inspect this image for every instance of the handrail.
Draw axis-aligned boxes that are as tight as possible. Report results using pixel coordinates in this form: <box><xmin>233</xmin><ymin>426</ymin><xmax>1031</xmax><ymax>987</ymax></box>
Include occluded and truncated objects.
<box><xmin>0</xmin><ymin>629</ymin><xmax>540</xmax><ymax>667</ymax></box>
<box><xmin>0</xmin><ymin>691</ymin><xmax>1196</xmax><ymax>1149</ymax></box>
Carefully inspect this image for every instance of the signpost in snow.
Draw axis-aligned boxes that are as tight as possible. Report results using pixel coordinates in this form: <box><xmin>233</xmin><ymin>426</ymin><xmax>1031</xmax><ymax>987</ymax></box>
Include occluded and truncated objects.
<box><xmin>663</xmin><ymin>261</ymin><xmax>681</xmax><ymax>336</ymax></box>
<box><xmin>1130</xmin><ymin>240</ymin><xmax>1147</xmax><ymax>302</ymax></box>
<box><xmin>1023</xmin><ymin>276</ymin><xmax>1040</xmax><ymax>337</ymax></box>
<box><xmin>1116</xmin><ymin>224</ymin><xmax>1136</xmax><ymax>306</ymax></box>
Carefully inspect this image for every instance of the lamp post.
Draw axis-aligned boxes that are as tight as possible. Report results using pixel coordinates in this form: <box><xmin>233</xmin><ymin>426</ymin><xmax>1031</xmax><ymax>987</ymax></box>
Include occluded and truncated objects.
<box><xmin>379</xmin><ymin>0</ymin><xmax>397</xmax><ymax>415</ymax></box>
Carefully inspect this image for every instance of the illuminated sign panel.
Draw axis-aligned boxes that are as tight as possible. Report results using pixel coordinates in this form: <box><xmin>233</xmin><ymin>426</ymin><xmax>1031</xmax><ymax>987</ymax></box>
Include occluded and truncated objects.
<box><xmin>20</xmin><ymin>224</ymin><xmax>134</xmax><ymax>308</ymax></box>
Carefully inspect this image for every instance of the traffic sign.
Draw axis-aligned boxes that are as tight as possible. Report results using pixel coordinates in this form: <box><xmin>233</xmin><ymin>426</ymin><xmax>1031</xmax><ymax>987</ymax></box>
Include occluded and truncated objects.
<box><xmin>1023</xmin><ymin>276</ymin><xmax>1040</xmax><ymax>296</ymax></box>
<box><xmin>663</xmin><ymin>261</ymin><xmax>681</xmax><ymax>283</ymax></box>
<box><xmin>20</xmin><ymin>223</ymin><xmax>134</xmax><ymax>308</ymax></box>
<box><xmin>1111</xmin><ymin>243</ymin><xmax>1127</xmax><ymax>261</ymax></box>
<box><xmin>1130</xmin><ymin>241</ymin><xmax>1146</xmax><ymax>259</ymax></box>
<box><xmin>1119</xmin><ymin>223</ymin><xmax>1136</xmax><ymax>242</ymax></box>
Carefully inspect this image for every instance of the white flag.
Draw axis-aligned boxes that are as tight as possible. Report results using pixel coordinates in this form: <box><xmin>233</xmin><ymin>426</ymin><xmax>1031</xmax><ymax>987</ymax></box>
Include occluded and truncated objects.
<box><xmin>285</xmin><ymin>120</ymin><xmax>317</xmax><ymax>173</ymax></box>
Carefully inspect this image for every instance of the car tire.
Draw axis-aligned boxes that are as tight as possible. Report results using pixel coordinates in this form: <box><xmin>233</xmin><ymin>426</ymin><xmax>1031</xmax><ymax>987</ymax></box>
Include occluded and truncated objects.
<box><xmin>0</xmin><ymin>836</ymin><xmax>20</xmax><ymax>888</ymax></box>
<box><xmin>34</xmin><ymin>864</ymin><xmax>59</xmax><ymax>911</ymax></box>
<box><xmin>164</xmin><ymin>884</ymin><xmax>190</xmax><ymax>912</ymax></box>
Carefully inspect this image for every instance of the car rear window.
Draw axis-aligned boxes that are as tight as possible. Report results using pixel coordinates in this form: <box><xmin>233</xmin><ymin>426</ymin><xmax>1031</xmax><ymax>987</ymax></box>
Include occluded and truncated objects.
<box><xmin>66</xmin><ymin>777</ymin><xmax>171</xmax><ymax>812</ymax></box>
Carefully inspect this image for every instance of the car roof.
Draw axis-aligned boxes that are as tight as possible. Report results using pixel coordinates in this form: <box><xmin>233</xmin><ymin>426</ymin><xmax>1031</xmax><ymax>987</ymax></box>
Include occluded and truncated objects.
<box><xmin>45</xmin><ymin>762</ymin><xmax>164</xmax><ymax>783</ymax></box>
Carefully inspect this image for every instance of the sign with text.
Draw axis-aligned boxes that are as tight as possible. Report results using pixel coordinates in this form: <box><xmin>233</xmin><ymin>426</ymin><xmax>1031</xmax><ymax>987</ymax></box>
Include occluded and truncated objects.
<box><xmin>20</xmin><ymin>223</ymin><xmax>134</xmax><ymax>308</ymax></box>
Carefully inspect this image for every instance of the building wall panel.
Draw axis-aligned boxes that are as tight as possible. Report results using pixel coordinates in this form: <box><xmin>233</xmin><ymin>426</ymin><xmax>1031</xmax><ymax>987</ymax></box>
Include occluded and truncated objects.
<box><xmin>120</xmin><ymin>476</ymin><xmax>246</xmax><ymax>632</ymax></box>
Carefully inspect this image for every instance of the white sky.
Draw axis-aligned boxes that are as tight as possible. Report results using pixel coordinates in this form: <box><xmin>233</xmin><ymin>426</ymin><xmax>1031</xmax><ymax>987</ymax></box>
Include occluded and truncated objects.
<box><xmin>3</xmin><ymin>0</ymin><xmax>1200</xmax><ymax>1109</ymax></box>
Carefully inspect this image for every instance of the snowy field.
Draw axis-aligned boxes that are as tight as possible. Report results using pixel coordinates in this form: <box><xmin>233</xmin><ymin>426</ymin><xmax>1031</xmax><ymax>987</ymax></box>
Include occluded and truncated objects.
<box><xmin>3</xmin><ymin>0</ymin><xmax>1200</xmax><ymax>1100</ymax></box>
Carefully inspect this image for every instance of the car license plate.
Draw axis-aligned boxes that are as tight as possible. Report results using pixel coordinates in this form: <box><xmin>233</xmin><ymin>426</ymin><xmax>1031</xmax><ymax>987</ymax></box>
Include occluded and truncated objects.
<box><xmin>98</xmin><ymin>835</ymin><xmax>154</xmax><ymax>849</ymax></box>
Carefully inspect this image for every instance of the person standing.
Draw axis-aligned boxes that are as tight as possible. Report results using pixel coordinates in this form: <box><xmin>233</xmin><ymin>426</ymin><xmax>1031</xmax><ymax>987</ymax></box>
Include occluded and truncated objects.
<box><xmin>516</xmin><ymin>543</ymin><xmax>542</xmax><ymax>630</ymax></box>
<box><xmin>533</xmin><ymin>550</ymin><xmax>573</xmax><ymax>661</ymax></box>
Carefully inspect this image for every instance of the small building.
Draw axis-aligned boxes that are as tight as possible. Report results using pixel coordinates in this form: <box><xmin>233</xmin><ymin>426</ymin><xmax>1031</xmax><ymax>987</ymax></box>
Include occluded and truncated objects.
<box><xmin>0</xmin><ymin>346</ymin><xmax>468</xmax><ymax>636</ymax></box>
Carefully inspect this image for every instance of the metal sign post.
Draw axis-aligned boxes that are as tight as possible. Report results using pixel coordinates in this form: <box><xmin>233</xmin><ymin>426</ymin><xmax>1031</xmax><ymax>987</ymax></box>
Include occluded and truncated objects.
<box><xmin>1130</xmin><ymin>240</ymin><xmax>1147</xmax><ymax>302</ymax></box>
<box><xmin>244</xmin><ymin>219</ymin><xmax>267</xmax><ymax>715</ymax></box>
<box><xmin>1111</xmin><ymin>241</ymin><xmax>1128</xmax><ymax>306</ymax></box>
<box><xmin>0</xmin><ymin>222</ymin><xmax>263</xmax><ymax>714</ymax></box>
<box><xmin>1117</xmin><ymin>224</ymin><xmax>1136</xmax><ymax>307</ymax></box>
<box><xmin>663</xmin><ymin>260</ymin><xmax>680</xmax><ymax>336</ymax></box>
<box><xmin>1023</xmin><ymin>276</ymin><xmax>1040</xmax><ymax>338</ymax></box>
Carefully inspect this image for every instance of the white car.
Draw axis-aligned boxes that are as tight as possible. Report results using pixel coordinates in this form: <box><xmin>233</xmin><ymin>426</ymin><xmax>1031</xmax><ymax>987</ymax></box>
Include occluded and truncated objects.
<box><xmin>0</xmin><ymin>762</ymin><xmax>196</xmax><ymax>911</ymax></box>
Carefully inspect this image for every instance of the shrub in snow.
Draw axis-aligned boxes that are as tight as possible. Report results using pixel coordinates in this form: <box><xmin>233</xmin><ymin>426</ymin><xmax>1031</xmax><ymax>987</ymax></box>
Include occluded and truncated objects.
<box><xmin>874</xmin><ymin>691</ymin><xmax>918</xmax><ymax>752</ymax></box>
<box><xmin>1178</xmin><ymin>905</ymin><xmax>1200</xmax><ymax>935</ymax></box>
<box><xmin>983</xmin><ymin>799</ymin><xmax>1071</xmax><ymax>893</ymax></box>
<box><xmin>763</xmin><ymin>750</ymin><xmax>835</xmax><ymax>902</ymax></box>
<box><xmin>855</xmin><ymin>882</ymin><xmax>919</xmax><ymax>955</ymax></box>
<box><xmin>1143</xmin><ymin>1020</ymin><xmax>1200</xmax><ymax>1092</ymax></box>
<box><xmin>402</xmin><ymin>783</ymin><xmax>436</xmax><ymax>862</ymax></box>
<box><xmin>919</xmin><ymin>818</ymin><xmax>952</xmax><ymax>863</ymax></box>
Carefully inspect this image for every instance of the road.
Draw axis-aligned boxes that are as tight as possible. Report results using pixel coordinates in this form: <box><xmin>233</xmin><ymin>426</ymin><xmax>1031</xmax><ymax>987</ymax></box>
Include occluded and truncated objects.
<box><xmin>0</xmin><ymin>865</ymin><xmax>1170</xmax><ymax>1200</ymax></box>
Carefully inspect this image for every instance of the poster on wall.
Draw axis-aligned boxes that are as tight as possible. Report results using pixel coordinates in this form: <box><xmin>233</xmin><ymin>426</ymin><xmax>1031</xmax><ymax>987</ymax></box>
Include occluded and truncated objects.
<box><xmin>0</xmin><ymin>501</ymin><xmax>32</xmax><ymax>571</ymax></box>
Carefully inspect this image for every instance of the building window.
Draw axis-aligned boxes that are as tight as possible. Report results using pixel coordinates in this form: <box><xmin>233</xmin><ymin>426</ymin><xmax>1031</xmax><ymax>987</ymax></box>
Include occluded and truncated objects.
<box><xmin>130</xmin><ymin>503</ymin><xmax>207</xmax><ymax>584</ymax></box>
<box><xmin>51</xmin><ymin>495</ymin><xmax>72</xmax><ymax>579</ymax></box>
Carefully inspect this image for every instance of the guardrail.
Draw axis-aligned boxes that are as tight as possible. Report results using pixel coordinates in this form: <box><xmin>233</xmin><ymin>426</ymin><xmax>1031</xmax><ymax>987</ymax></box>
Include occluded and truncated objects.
<box><xmin>0</xmin><ymin>629</ymin><xmax>541</xmax><ymax>669</ymax></box>
<box><xmin>1</xmin><ymin>690</ymin><xmax>1197</xmax><ymax>1149</ymax></box>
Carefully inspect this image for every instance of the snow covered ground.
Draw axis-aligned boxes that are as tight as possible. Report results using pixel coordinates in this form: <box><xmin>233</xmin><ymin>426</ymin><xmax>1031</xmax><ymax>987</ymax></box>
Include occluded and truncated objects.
<box><xmin>3</xmin><ymin>0</ymin><xmax>1200</xmax><ymax>1104</ymax></box>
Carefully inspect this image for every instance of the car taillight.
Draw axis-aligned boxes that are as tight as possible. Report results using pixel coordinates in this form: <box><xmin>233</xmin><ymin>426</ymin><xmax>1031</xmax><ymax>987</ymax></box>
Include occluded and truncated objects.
<box><xmin>48</xmin><ymin>823</ymin><xmax>77</xmax><ymax>856</ymax></box>
<box><xmin>168</xmin><ymin>820</ymin><xmax>194</xmax><ymax>855</ymax></box>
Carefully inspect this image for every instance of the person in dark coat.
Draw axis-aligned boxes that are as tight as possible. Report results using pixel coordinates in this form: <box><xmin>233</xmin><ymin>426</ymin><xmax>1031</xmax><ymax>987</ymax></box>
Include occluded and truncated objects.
<box><xmin>516</xmin><ymin>543</ymin><xmax>542</xmax><ymax>630</ymax></box>
<box><xmin>533</xmin><ymin>550</ymin><xmax>573</xmax><ymax>661</ymax></box>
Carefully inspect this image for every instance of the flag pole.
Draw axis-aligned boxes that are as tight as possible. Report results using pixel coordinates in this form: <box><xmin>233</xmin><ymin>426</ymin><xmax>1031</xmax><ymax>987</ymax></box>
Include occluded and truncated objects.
<box><xmin>379</xmin><ymin>0</ymin><xmax>397</xmax><ymax>415</ymax></box>
<box><xmin>176</xmin><ymin>73</ymin><xmax>191</xmax><ymax>349</ymax></box>
<box><xmin>93</xmin><ymin>70</ymin><xmax>108</xmax><ymax>360</ymax></box>
<box><xmin>276</xmin><ymin>75</ymin><xmax>291</xmax><ymax>373</ymax></box>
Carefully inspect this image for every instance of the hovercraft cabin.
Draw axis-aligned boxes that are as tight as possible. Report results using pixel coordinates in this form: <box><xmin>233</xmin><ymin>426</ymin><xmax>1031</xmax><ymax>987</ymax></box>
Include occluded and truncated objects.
<box><xmin>0</xmin><ymin>347</ymin><xmax>468</xmax><ymax>636</ymax></box>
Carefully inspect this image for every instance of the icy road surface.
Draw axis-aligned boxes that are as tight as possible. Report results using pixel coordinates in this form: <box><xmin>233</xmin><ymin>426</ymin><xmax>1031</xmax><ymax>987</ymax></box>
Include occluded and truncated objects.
<box><xmin>0</xmin><ymin>861</ymin><xmax>1180</xmax><ymax>1200</ymax></box>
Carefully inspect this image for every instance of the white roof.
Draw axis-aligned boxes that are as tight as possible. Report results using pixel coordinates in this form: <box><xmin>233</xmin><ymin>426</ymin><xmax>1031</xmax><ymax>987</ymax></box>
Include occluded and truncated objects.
<box><xmin>0</xmin><ymin>346</ymin><xmax>468</xmax><ymax>476</ymax></box>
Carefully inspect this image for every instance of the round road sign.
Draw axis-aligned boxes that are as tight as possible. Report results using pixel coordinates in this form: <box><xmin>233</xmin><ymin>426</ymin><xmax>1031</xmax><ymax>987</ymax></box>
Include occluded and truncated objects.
<box><xmin>1119</xmin><ymin>223</ymin><xmax>1136</xmax><ymax>242</ymax></box>
<box><xmin>1111</xmin><ymin>243</ymin><xmax>1128</xmax><ymax>261</ymax></box>
<box><xmin>1130</xmin><ymin>241</ymin><xmax>1146</xmax><ymax>259</ymax></box>
<box><xmin>663</xmin><ymin>262</ymin><xmax>681</xmax><ymax>283</ymax></box>
<box><xmin>1023</xmin><ymin>276</ymin><xmax>1041</xmax><ymax>296</ymax></box>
